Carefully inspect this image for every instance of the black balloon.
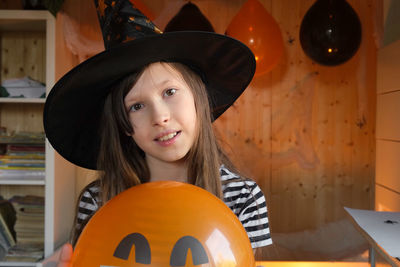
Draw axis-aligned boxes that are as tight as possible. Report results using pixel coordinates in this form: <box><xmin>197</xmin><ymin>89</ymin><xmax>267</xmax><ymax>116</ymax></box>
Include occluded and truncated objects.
<box><xmin>164</xmin><ymin>2</ymin><xmax>214</xmax><ymax>32</ymax></box>
<box><xmin>300</xmin><ymin>0</ymin><xmax>362</xmax><ymax>66</ymax></box>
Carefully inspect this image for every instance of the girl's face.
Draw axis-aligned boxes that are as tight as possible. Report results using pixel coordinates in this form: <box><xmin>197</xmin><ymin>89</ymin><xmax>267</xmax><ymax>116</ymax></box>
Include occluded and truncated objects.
<box><xmin>124</xmin><ymin>62</ymin><xmax>198</xmax><ymax>166</ymax></box>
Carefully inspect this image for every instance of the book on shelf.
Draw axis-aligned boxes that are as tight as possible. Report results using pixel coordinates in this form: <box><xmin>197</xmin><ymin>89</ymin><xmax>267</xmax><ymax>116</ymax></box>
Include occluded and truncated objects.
<box><xmin>0</xmin><ymin>131</ymin><xmax>45</xmax><ymax>145</ymax></box>
<box><xmin>4</xmin><ymin>195</ymin><xmax>44</xmax><ymax>262</ymax></box>
<box><xmin>0</xmin><ymin>158</ymin><xmax>45</xmax><ymax>164</ymax></box>
<box><xmin>0</xmin><ymin>130</ymin><xmax>45</xmax><ymax>182</ymax></box>
<box><xmin>0</xmin><ymin>169</ymin><xmax>45</xmax><ymax>181</ymax></box>
<box><xmin>9</xmin><ymin>195</ymin><xmax>44</xmax><ymax>206</ymax></box>
<box><xmin>0</xmin><ymin>200</ymin><xmax>16</xmax><ymax>240</ymax></box>
<box><xmin>7</xmin><ymin>144</ymin><xmax>45</xmax><ymax>152</ymax></box>
<box><xmin>0</xmin><ymin>215</ymin><xmax>16</xmax><ymax>251</ymax></box>
<box><xmin>4</xmin><ymin>243</ymin><xmax>44</xmax><ymax>262</ymax></box>
<box><xmin>0</xmin><ymin>199</ymin><xmax>16</xmax><ymax>260</ymax></box>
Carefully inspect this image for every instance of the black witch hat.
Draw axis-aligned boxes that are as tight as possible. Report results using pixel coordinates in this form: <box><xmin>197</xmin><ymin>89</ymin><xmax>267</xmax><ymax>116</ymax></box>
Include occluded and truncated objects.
<box><xmin>43</xmin><ymin>0</ymin><xmax>255</xmax><ymax>170</ymax></box>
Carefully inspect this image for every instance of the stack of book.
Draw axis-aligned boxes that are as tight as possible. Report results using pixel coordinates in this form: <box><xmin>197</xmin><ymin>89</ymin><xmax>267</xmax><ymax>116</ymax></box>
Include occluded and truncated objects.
<box><xmin>0</xmin><ymin>197</ymin><xmax>16</xmax><ymax>260</ymax></box>
<box><xmin>0</xmin><ymin>131</ymin><xmax>45</xmax><ymax>182</ymax></box>
<box><xmin>5</xmin><ymin>195</ymin><xmax>44</xmax><ymax>262</ymax></box>
<box><xmin>0</xmin><ymin>129</ymin><xmax>46</xmax><ymax>262</ymax></box>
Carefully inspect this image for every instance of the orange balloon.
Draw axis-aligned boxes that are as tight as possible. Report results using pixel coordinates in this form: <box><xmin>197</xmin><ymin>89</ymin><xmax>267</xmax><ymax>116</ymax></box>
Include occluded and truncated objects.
<box><xmin>226</xmin><ymin>0</ymin><xmax>284</xmax><ymax>76</ymax></box>
<box><xmin>72</xmin><ymin>181</ymin><xmax>255</xmax><ymax>266</ymax></box>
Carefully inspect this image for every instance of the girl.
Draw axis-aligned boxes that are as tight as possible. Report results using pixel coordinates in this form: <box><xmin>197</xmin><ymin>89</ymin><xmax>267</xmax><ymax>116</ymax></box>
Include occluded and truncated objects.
<box><xmin>43</xmin><ymin>0</ymin><xmax>272</xmax><ymax>264</ymax></box>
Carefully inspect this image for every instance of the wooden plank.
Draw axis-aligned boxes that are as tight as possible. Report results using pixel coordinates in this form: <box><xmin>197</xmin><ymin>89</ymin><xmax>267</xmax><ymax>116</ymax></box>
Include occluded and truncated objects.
<box><xmin>0</xmin><ymin>97</ymin><xmax>45</xmax><ymax>103</ymax></box>
<box><xmin>265</xmin><ymin>0</ymin><xmax>376</xmax><ymax>233</ymax></box>
<box><xmin>0</xmin><ymin>10</ymin><xmax>50</xmax><ymax>20</ymax></box>
<box><xmin>349</xmin><ymin>0</ymin><xmax>376</xmax><ymax>214</ymax></box>
<box><xmin>0</xmin><ymin>103</ymin><xmax>44</xmax><ymax>133</ymax></box>
<box><xmin>377</xmin><ymin>91</ymin><xmax>400</xmax><ymax>140</ymax></box>
<box><xmin>0</xmin><ymin>184</ymin><xmax>44</xmax><ymax>200</ymax></box>
<box><xmin>377</xmin><ymin>40</ymin><xmax>400</xmax><ymax>94</ymax></box>
<box><xmin>376</xmin><ymin>140</ymin><xmax>400</xmax><ymax>193</ymax></box>
<box><xmin>375</xmin><ymin>184</ymin><xmax>400</xmax><ymax>212</ymax></box>
<box><xmin>1</xmin><ymin>31</ymin><xmax>46</xmax><ymax>83</ymax></box>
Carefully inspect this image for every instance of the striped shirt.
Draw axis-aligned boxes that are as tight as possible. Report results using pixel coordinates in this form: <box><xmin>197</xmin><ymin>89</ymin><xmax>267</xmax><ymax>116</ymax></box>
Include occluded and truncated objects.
<box><xmin>76</xmin><ymin>165</ymin><xmax>272</xmax><ymax>248</ymax></box>
<box><xmin>220</xmin><ymin>165</ymin><xmax>272</xmax><ymax>248</ymax></box>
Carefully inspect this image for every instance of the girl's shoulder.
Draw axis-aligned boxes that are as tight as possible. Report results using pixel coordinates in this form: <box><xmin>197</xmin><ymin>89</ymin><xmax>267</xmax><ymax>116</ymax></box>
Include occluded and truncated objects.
<box><xmin>219</xmin><ymin>165</ymin><xmax>272</xmax><ymax>248</ymax></box>
<box><xmin>79</xmin><ymin>179</ymin><xmax>101</xmax><ymax>205</ymax></box>
<box><xmin>219</xmin><ymin>165</ymin><xmax>257</xmax><ymax>189</ymax></box>
<box><xmin>219</xmin><ymin>164</ymin><xmax>241</xmax><ymax>181</ymax></box>
<box><xmin>219</xmin><ymin>165</ymin><xmax>264</xmax><ymax>203</ymax></box>
<box><xmin>81</xmin><ymin>179</ymin><xmax>100</xmax><ymax>193</ymax></box>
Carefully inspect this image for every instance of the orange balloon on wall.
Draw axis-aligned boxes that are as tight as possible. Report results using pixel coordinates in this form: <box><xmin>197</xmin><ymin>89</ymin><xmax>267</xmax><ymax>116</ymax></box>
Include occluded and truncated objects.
<box><xmin>72</xmin><ymin>181</ymin><xmax>255</xmax><ymax>266</ymax></box>
<box><xmin>226</xmin><ymin>0</ymin><xmax>284</xmax><ymax>76</ymax></box>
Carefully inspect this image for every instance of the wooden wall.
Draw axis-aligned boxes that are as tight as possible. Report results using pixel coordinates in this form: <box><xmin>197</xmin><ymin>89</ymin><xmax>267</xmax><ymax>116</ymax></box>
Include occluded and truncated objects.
<box><xmin>55</xmin><ymin>0</ymin><xmax>378</xmax><ymax>260</ymax></box>
<box><xmin>376</xmin><ymin>39</ymin><xmax>400</xmax><ymax>212</ymax></box>
<box><xmin>208</xmin><ymin>0</ymin><xmax>377</xmax><ymax>234</ymax></box>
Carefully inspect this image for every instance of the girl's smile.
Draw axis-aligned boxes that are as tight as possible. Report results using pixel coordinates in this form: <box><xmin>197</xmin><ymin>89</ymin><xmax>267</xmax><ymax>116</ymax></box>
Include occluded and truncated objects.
<box><xmin>154</xmin><ymin>130</ymin><xmax>182</xmax><ymax>146</ymax></box>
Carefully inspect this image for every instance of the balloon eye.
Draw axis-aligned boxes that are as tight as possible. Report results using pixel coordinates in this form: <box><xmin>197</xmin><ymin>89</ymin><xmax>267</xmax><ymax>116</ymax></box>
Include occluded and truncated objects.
<box><xmin>170</xmin><ymin>236</ymin><xmax>209</xmax><ymax>266</ymax></box>
<box><xmin>113</xmin><ymin>233</ymin><xmax>151</xmax><ymax>264</ymax></box>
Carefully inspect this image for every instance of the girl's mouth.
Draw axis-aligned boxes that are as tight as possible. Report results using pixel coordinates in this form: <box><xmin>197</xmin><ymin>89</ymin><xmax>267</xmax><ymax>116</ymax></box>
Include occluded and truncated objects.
<box><xmin>155</xmin><ymin>131</ymin><xmax>181</xmax><ymax>145</ymax></box>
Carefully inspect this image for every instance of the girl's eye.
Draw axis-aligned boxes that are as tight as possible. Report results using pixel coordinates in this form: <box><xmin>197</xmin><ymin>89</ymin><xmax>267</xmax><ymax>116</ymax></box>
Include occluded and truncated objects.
<box><xmin>130</xmin><ymin>103</ymin><xmax>144</xmax><ymax>112</ymax></box>
<box><xmin>164</xmin><ymin>88</ymin><xmax>176</xmax><ymax>97</ymax></box>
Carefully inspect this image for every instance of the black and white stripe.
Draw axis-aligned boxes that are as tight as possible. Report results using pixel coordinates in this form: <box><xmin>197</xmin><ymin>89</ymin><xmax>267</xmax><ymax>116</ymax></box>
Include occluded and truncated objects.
<box><xmin>220</xmin><ymin>165</ymin><xmax>272</xmax><ymax>248</ymax></box>
<box><xmin>76</xmin><ymin>186</ymin><xmax>100</xmax><ymax>227</ymax></box>
<box><xmin>76</xmin><ymin>165</ymin><xmax>272</xmax><ymax>248</ymax></box>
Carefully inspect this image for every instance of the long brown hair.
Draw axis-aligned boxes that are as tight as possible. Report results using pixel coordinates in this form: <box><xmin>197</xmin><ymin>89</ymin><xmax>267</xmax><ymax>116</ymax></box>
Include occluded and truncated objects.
<box><xmin>96</xmin><ymin>61</ymin><xmax>224</xmax><ymax>202</ymax></box>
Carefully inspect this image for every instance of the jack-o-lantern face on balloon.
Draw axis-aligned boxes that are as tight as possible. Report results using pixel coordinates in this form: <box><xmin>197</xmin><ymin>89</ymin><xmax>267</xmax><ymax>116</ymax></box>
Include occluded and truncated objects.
<box><xmin>72</xmin><ymin>181</ymin><xmax>255</xmax><ymax>267</ymax></box>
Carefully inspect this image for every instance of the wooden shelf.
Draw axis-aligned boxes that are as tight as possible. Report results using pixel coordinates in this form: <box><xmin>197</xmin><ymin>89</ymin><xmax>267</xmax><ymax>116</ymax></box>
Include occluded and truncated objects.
<box><xmin>0</xmin><ymin>179</ymin><xmax>45</xmax><ymax>185</ymax></box>
<box><xmin>0</xmin><ymin>262</ymin><xmax>37</xmax><ymax>266</ymax></box>
<box><xmin>0</xmin><ymin>98</ymin><xmax>45</xmax><ymax>103</ymax></box>
<box><xmin>0</xmin><ymin>10</ymin><xmax>50</xmax><ymax>32</ymax></box>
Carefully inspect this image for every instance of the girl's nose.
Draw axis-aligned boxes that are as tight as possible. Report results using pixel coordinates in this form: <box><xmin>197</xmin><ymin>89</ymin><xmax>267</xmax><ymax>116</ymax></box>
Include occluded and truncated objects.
<box><xmin>151</xmin><ymin>102</ymin><xmax>170</xmax><ymax>126</ymax></box>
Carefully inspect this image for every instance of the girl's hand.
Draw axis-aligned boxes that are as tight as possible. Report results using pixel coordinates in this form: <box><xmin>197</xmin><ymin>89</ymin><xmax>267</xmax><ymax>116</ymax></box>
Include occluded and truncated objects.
<box><xmin>57</xmin><ymin>243</ymin><xmax>73</xmax><ymax>267</ymax></box>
